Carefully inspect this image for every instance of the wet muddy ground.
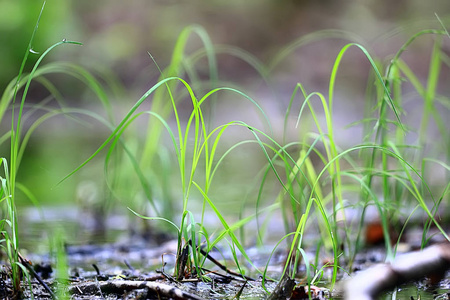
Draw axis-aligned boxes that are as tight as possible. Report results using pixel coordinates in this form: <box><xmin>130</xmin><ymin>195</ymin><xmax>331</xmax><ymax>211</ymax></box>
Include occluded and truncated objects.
<box><xmin>6</xmin><ymin>240</ymin><xmax>450</xmax><ymax>299</ymax></box>
<box><xmin>4</xmin><ymin>206</ymin><xmax>450</xmax><ymax>299</ymax></box>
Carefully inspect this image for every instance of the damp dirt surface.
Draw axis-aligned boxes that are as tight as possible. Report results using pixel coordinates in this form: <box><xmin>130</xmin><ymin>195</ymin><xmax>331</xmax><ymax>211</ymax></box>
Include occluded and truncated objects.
<box><xmin>4</xmin><ymin>207</ymin><xmax>450</xmax><ymax>299</ymax></box>
<box><xmin>3</xmin><ymin>239</ymin><xmax>450</xmax><ymax>299</ymax></box>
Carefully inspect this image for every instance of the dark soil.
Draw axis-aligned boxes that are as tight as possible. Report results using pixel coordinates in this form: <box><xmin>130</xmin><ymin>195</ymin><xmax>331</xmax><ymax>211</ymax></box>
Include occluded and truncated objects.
<box><xmin>5</xmin><ymin>207</ymin><xmax>450</xmax><ymax>299</ymax></box>
<box><xmin>2</xmin><ymin>240</ymin><xmax>450</xmax><ymax>300</ymax></box>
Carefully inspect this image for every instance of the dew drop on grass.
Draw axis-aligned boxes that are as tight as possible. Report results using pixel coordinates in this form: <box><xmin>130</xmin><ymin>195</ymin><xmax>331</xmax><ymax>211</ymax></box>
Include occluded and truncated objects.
<box><xmin>29</xmin><ymin>48</ymin><xmax>39</xmax><ymax>54</ymax></box>
<box><xmin>62</xmin><ymin>38</ymin><xmax>67</xmax><ymax>42</ymax></box>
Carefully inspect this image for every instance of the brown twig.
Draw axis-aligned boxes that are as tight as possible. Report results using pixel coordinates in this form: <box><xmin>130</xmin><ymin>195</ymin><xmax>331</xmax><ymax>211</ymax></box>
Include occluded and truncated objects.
<box><xmin>156</xmin><ymin>266</ymin><xmax>178</xmax><ymax>283</ymax></box>
<box><xmin>190</xmin><ymin>240</ymin><xmax>256</xmax><ymax>281</ymax></box>
<box><xmin>200</xmin><ymin>267</ymin><xmax>237</xmax><ymax>283</ymax></box>
<box><xmin>176</xmin><ymin>242</ymin><xmax>190</xmax><ymax>280</ymax></box>
<box><xmin>234</xmin><ymin>280</ymin><xmax>248</xmax><ymax>299</ymax></box>
<box><xmin>344</xmin><ymin>243</ymin><xmax>450</xmax><ymax>300</ymax></box>
<box><xmin>69</xmin><ymin>279</ymin><xmax>207</xmax><ymax>300</ymax></box>
<box><xmin>17</xmin><ymin>252</ymin><xmax>56</xmax><ymax>299</ymax></box>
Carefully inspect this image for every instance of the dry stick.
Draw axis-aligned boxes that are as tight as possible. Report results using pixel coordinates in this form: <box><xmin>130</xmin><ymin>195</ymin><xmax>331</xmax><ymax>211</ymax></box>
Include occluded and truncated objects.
<box><xmin>266</xmin><ymin>272</ymin><xmax>296</xmax><ymax>300</ymax></box>
<box><xmin>91</xmin><ymin>263</ymin><xmax>108</xmax><ymax>281</ymax></box>
<box><xmin>1</xmin><ymin>233</ymin><xmax>54</xmax><ymax>297</ymax></box>
<box><xmin>235</xmin><ymin>280</ymin><xmax>248</xmax><ymax>299</ymax></box>
<box><xmin>69</xmin><ymin>279</ymin><xmax>207</xmax><ymax>300</ymax></box>
<box><xmin>18</xmin><ymin>252</ymin><xmax>56</xmax><ymax>299</ymax></box>
<box><xmin>124</xmin><ymin>259</ymin><xmax>135</xmax><ymax>272</ymax></box>
<box><xmin>200</xmin><ymin>267</ymin><xmax>240</xmax><ymax>283</ymax></box>
<box><xmin>157</xmin><ymin>267</ymin><xmax>178</xmax><ymax>283</ymax></box>
<box><xmin>344</xmin><ymin>243</ymin><xmax>450</xmax><ymax>300</ymax></box>
<box><xmin>177</xmin><ymin>242</ymin><xmax>190</xmax><ymax>281</ymax></box>
<box><xmin>191</xmin><ymin>241</ymin><xmax>256</xmax><ymax>281</ymax></box>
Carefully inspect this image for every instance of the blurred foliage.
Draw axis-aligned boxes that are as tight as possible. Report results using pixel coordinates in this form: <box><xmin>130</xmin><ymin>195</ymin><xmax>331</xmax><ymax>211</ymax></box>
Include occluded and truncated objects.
<box><xmin>1</xmin><ymin>0</ymin><xmax>449</xmax><ymax>210</ymax></box>
<box><xmin>0</xmin><ymin>1</ymin><xmax>76</xmax><ymax>88</ymax></box>
<box><xmin>2</xmin><ymin>0</ymin><xmax>449</xmax><ymax>89</ymax></box>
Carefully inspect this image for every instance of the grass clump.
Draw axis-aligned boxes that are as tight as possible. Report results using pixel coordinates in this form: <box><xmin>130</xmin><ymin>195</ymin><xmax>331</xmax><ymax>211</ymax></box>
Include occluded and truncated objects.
<box><xmin>96</xmin><ymin>24</ymin><xmax>450</xmax><ymax>294</ymax></box>
<box><xmin>0</xmin><ymin>3</ymin><xmax>118</xmax><ymax>296</ymax></box>
<box><xmin>0</xmin><ymin>3</ymin><xmax>82</xmax><ymax>293</ymax></box>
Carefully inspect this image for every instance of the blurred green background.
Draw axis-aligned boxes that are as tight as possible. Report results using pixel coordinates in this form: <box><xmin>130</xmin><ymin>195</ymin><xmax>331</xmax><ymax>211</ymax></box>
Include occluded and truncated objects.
<box><xmin>1</xmin><ymin>0</ymin><xmax>449</xmax><ymax>219</ymax></box>
<box><xmin>3</xmin><ymin>0</ymin><xmax>449</xmax><ymax>90</ymax></box>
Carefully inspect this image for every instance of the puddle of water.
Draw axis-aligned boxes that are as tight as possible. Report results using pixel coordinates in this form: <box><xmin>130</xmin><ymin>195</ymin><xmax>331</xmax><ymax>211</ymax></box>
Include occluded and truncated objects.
<box><xmin>19</xmin><ymin>205</ymin><xmax>130</xmax><ymax>254</ymax></box>
<box><xmin>383</xmin><ymin>281</ymin><xmax>450</xmax><ymax>300</ymax></box>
